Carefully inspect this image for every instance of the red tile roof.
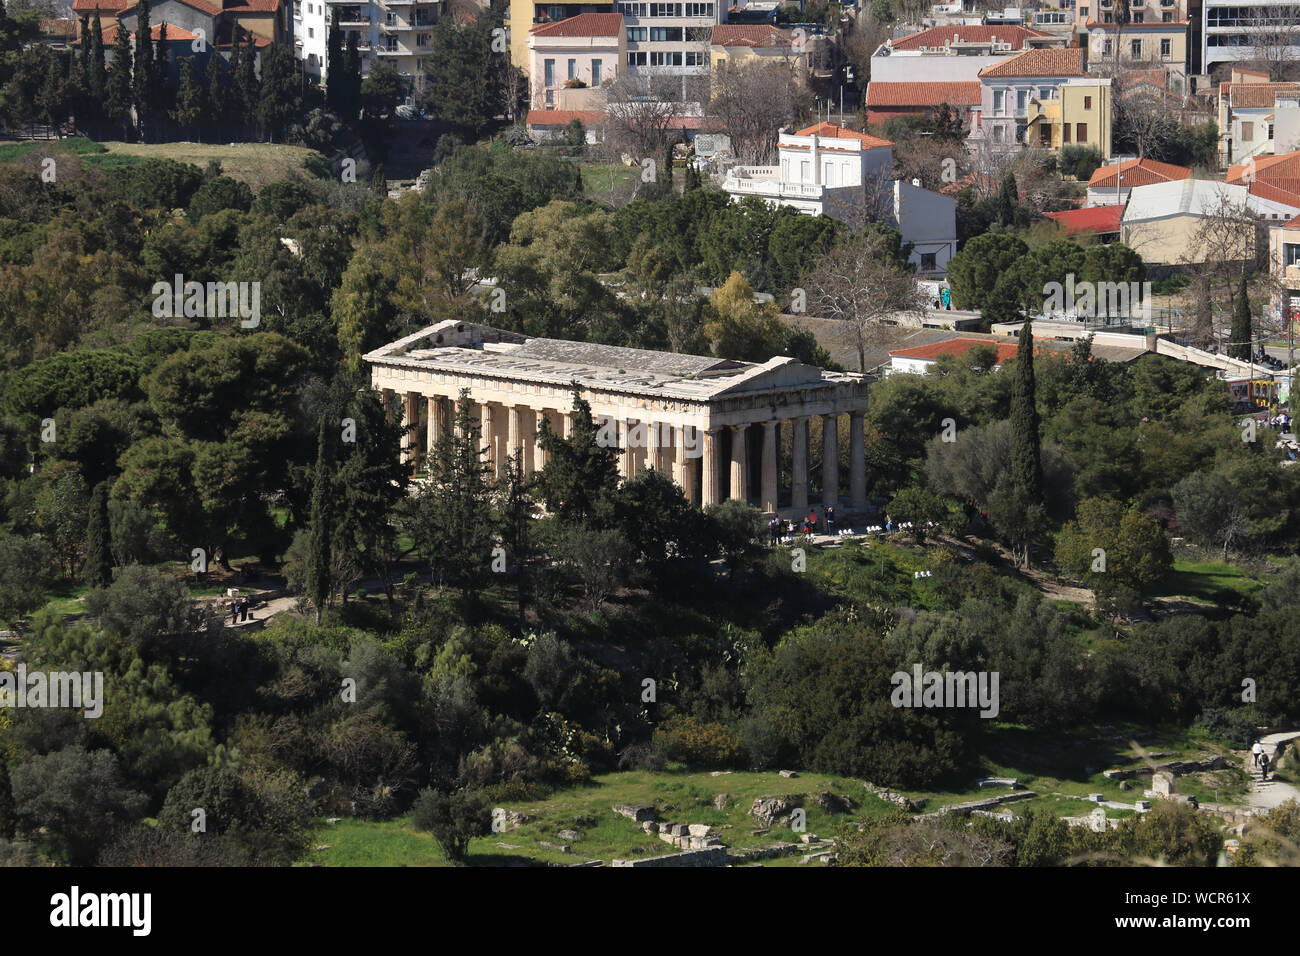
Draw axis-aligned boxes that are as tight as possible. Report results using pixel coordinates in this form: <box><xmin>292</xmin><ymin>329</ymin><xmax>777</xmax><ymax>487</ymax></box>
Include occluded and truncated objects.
<box><xmin>978</xmin><ymin>46</ymin><xmax>1084</xmax><ymax>78</ymax></box>
<box><xmin>525</xmin><ymin>109</ymin><xmax>607</xmax><ymax>127</ymax></box>
<box><xmin>1227</xmin><ymin>150</ymin><xmax>1300</xmax><ymax>186</ymax></box>
<box><xmin>890</xmin><ymin>338</ymin><xmax>1021</xmax><ymax>364</ymax></box>
<box><xmin>866</xmin><ymin>81</ymin><xmax>981</xmax><ymax>108</ymax></box>
<box><xmin>1043</xmin><ymin>205</ymin><xmax>1123</xmax><ymax>236</ymax></box>
<box><xmin>220</xmin><ymin>0</ymin><xmax>281</xmax><ymax>10</ymax></box>
<box><xmin>71</xmin><ymin>0</ymin><xmax>132</xmax><ymax>12</ymax></box>
<box><xmin>1229</xmin><ymin>82</ymin><xmax>1300</xmax><ymax>109</ymax></box>
<box><xmin>1285</xmin><ymin>213</ymin><xmax>1300</xmax><ymax>229</ymax></box>
<box><xmin>710</xmin><ymin>24</ymin><xmax>794</xmax><ymax>47</ymax></box>
<box><xmin>793</xmin><ymin>121</ymin><xmax>893</xmax><ymax>148</ymax></box>
<box><xmin>83</xmin><ymin>22</ymin><xmax>201</xmax><ymax>45</ymax></box>
<box><xmin>530</xmin><ymin>13</ymin><xmax>623</xmax><ymax>37</ymax></box>
<box><xmin>889</xmin><ymin>25</ymin><xmax>1050</xmax><ymax>52</ymax></box>
<box><xmin>1248</xmin><ymin>179</ymin><xmax>1300</xmax><ymax>209</ymax></box>
<box><xmin>1088</xmin><ymin>158</ymin><xmax>1191</xmax><ymax>189</ymax></box>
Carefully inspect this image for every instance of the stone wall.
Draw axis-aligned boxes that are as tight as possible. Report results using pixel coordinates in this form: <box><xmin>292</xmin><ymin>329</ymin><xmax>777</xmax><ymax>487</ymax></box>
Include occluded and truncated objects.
<box><xmin>610</xmin><ymin>847</ymin><xmax>728</xmax><ymax>867</ymax></box>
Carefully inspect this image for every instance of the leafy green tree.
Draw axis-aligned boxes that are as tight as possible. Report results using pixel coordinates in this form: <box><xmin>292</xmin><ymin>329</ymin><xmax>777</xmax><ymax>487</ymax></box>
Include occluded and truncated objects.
<box><xmin>611</xmin><ymin>466</ymin><xmax>707</xmax><ymax>582</ymax></box>
<box><xmin>1171</xmin><ymin>470</ymin><xmax>1247</xmax><ymax>561</ymax></box>
<box><xmin>257</xmin><ymin>42</ymin><xmax>299</xmax><ymax>141</ymax></box>
<box><xmin>1054</xmin><ymin>497</ymin><xmax>1172</xmax><ymax>619</ymax></box>
<box><xmin>705</xmin><ymin>498</ymin><xmax>764</xmax><ymax>578</ymax></box>
<box><xmin>996</xmin><ymin>170</ymin><xmax>1017</xmax><ymax>226</ymax></box>
<box><xmin>411</xmin><ymin>787</ymin><xmax>492</xmax><ymax>863</ymax></box>
<box><xmin>423</xmin><ymin>12</ymin><xmax>510</xmax><ymax>136</ymax></box>
<box><xmin>701</xmin><ymin>271</ymin><xmax>787</xmax><ymax>362</ymax></box>
<box><xmin>11</xmin><ymin>746</ymin><xmax>147</xmax><ymax>865</ymax></box>
<box><xmin>187</xmin><ymin>176</ymin><xmax>253</xmax><ymax>220</ymax></box>
<box><xmin>34</xmin><ymin>468</ymin><xmax>89</xmax><ymax>575</ymax></box>
<box><xmin>0</xmin><ymin>535</ymin><xmax>56</xmax><ymax>624</ymax></box>
<box><xmin>534</xmin><ymin>392</ymin><xmax>620</xmax><ymax>526</ymax></box>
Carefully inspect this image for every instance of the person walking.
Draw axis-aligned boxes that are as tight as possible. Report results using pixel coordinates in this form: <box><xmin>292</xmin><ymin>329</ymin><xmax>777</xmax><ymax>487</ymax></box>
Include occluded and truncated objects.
<box><xmin>769</xmin><ymin>516</ymin><xmax>780</xmax><ymax>546</ymax></box>
<box><xmin>1252</xmin><ymin>740</ymin><xmax>1264</xmax><ymax>768</ymax></box>
<box><xmin>1260</xmin><ymin>751</ymin><xmax>1271</xmax><ymax>781</ymax></box>
<box><xmin>826</xmin><ymin>506</ymin><xmax>835</xmax><ymax>536</ymax></box>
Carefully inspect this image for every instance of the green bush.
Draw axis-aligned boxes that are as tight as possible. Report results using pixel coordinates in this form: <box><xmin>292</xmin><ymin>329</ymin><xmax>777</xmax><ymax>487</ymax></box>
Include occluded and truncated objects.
<box><xmin>651</xmin><ymin>714</ymin><xmax>743</xmax><ymax>769</ymax></box>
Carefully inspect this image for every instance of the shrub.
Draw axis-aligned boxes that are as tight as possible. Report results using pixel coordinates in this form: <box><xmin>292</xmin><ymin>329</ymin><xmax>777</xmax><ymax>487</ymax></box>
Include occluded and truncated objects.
<box><xmin>652</xmin><ymin>714</ymin><xmax>743</xmax><ymax>769</ymax></box>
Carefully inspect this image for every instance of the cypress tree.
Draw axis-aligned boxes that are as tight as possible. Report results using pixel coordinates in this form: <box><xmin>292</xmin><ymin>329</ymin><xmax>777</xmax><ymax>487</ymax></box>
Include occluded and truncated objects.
<box><xmin>306</xmin><ymin>424</ymin><xmax>332</xmax><ymax>624</ymax></box>
<box><xmin>132</xmin><ymin>0</ymin><xmax>152</xmax><ymax>111</ymax></box>
<box><xmin>153</xmin><ymin>21</ymin><xmax>171</xmax><ymax>120</ymax></box>
<box><xmin>83</xmin><ymin>482</ymin><xmax>112</xmax><ymax>589</ymax></box>
<box><xmin>173</xmin><ymin>56</ymin><xmax>205</xmax><ymax>139</ymax></box>
<box><xmin>105</xmin><ymin>25</ymin><xmax>133</xmax><ymax>136</ymax></box>
<box><xmin>997</xmin><ymin>170</ymin><xmax>1017</xmax><ymax>226</ymax></box>
<box><xmin>341</xmin><ymin>30</ymin><xmax>360</xmax><ymax>122</ymax></box>
<box><xmin>1229</xmin><ymin>275</ymin><xmax>1252</xmax><ymax>361</ymax></box>
<box><xmin>88</xmin><ymin>9</ymin><xmax>107</xmax><ymax>101</ymax></box>
<box><xmin>1009</xmin><ymin>319</ymin><xmax>1044</xmax><ymax>566</ymax></box>
<box><xmin>205</xmin><ymin>40</ymin><xmax>227</xmax><ymax>125</ymax></box>
<box><xmin>325</xmin><ymin>21</ymin><xmax>342</xmax><ymax>112</ymax></box>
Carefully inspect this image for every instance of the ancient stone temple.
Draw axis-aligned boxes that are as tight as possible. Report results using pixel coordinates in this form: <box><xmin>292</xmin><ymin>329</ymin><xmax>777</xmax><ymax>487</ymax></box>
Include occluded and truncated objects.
<box><xmin>365</xmin><ymin>320</ymin><xmax>870</xmax><ymax>514</ymax></box>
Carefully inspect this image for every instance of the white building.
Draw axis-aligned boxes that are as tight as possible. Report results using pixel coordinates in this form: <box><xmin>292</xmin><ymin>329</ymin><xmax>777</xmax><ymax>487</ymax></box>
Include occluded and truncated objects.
<box><xmin>1202</xmin><ymin>0</ymin><xmax>1300</xmax><ymax>74</ymax></box>
<box><xmin>297</xmin><ymin>0</ymin><xmax>329</xmax><ymax>80</ymax></box>
<box><xmin>721</xmin><ymin>122</ymin><xmax>957</xmax><ymax>276</ymax></box>
<box><xmin>321</xmin><ymin>0</ymin><xmax>442</xmax><ymax>96</ymax></box>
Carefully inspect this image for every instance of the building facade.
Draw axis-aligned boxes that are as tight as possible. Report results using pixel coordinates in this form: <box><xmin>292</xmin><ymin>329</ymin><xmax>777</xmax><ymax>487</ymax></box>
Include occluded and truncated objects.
<box><xmin>322</xmin><ymin>0</ymin><xmax>441</xmax><ymax>95</ymax></box>
<box><xmin>528</xmin><ymin>13</ymin><xmax>623</xmax><ymax>108</ymax></box>
<box><xmin>366</xmin><ymin>320</ymin><xmax>871</xmax><ymax>514</ymax></box>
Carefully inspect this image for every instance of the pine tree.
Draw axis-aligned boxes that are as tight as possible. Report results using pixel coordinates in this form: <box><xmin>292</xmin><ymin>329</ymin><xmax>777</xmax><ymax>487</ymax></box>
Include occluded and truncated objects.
<box><xmin>173</xmin><ymin>56</ymin><xmax>205</xmax><ymax>139</ymax></box>
<box><xmin>37</xmin><ymin>53</ymin><xmax>66</xmax><ymax>127</ymax></box>
<box><xmin>533</xmin><ymin>390</ymin><xmax>620</xmax><ymax>526</ymax></box>
<box><xmin>1229</xmin><ymin>275</ymin><xmax>1252</xmax><ymax>361</ymax></box>
<box><xmin>83</xmin><ymin>482</ymin><xmax>112</xmax><ymax>589</ymax></box>
<box><xmin>153</xmin><ymin>21</ymin><xmax>171</xmax><ymax>122</ymax></box>
<box><xmin>306</xmin><ymin>424</ymin><xmax>332</xmax><ymax>624</ymax></box>
<box><xmin>1008</xmin><ymin>319</ymin><xmax>1044</xmax><ymax>567</ymax></box>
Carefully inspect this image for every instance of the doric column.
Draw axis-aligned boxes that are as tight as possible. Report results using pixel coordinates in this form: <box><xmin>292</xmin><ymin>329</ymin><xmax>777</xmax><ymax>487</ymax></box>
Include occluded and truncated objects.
<box><xmin>618</xmin><ymin>418</ymin><xmax>631</xmax><ymax>480</ymax></box>
<box><xmin>653</xmin><ymin>423</ymin><xmax>671</xmax><ymax>473</ymax></box>
<box><xmin>729</xmin><ymin>424</ymin><xmax>748</xmax><ymax>502</ymax></box>
<box><xmin>562</xmin><ymin>412</ymin><xmax>575</xmax><ymax>441</ymax></box>
<box><xmin>762</xmin><ymin>420</ymin><xmax>778</xmax><ymax>513</ymax></box>
<box><xmin>399</xmin><ymin>392</ymin><xmax>415</xmax><ymax>465</ymax></box>
<box><xmin>479</xmin><ymin>402</ymin><xmax>494</xmax><ymax>472</ymax></box>
<box><xmin>701</xmin><ymin>428</ymin><xmax>722</xmax><ymax>508</ymax></box>
<box><xmin>533</xmin><ymin>410</ymin><xmax>549</xmax><ymax>473</ymax></box>
<box><xmin>822</xmin><ymin>412</ymin><xmax>839</xmax><ymax>508</ymax></box>
<box><xmin>508</xmin><ymin>405</ymin><xmax>522</xmax><ymax>464</ymax></box>
<box><xmin>849</xmin><ymin>411</ymin><xmax>867</xmax><ymax>507</ymax></box>
<box><xmin>792</xmin><ymin>416</ymin><xmax>809</xmax><ymax>512</ymax></box>
<box><xmin>426</xmin><ymin>396</ymin><xmax>441</xmax><ymax>459</ymax></box>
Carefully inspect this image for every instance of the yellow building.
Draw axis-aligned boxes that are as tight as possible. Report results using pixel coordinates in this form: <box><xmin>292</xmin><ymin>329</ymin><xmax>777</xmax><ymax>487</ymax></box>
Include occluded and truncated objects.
<box><xmin>510</xmin><ymin>0</ymin><xmax>614</xmax><ymax>75</ymax></box>
<box><xmin>1026</xmin><ymin>80</ymin><xmax>1112</xmax><ymax>156</ymax></box>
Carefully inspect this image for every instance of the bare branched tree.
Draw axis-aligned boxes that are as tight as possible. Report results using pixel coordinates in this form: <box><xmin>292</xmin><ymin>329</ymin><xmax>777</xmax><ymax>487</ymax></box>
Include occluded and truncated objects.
<box><xmin>1250</xmin><ymin>4</ymin><xmax>1300</xmax><ymax>80</ymax></box>
<box><xmin>804</xmin><ymin>229</ymin><xmax>929</xmax><ymax>371</ymax></box>
<box><xmin>603</xmin><ymin>75</ymin><xmax>675</xmax><ymax>159</ymax></box>
<box><xmin>710</xmin><ymin>59</ymin><xmax>813</xmax><ymax>165</ymax></box>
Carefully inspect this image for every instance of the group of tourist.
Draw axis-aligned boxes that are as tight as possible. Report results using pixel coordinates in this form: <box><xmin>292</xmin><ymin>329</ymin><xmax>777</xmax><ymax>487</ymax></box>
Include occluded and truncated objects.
<box><xmin>767</xmin><ymin>506</ymin><xmax>837</xmax><ymax>545</ymax></box>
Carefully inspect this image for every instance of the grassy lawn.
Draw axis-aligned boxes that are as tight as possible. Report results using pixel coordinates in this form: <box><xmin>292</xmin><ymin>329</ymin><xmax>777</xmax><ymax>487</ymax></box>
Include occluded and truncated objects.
<box><xmin>37</xmin><ymin>582</ymin><xmax>88</xmax><ymax>618</ymax></box>
<box><xmin>1147</xmin><ymin>557</ymin><xmax>1265</xmax><ymax>602</ymax></box>
<box><xmin>306</xmin><ymin>769</ymin><xmax>884</xmax><ymax>867</ymax></box>
<box><xmin>96</xmin><ymin>141</ymin><xmax>326</xmax><ymax>191</ymax></box>
<box><xmin>580</xmin><ymin>160</ymin><xmax>641</xmax><ymax>199</ymax></box>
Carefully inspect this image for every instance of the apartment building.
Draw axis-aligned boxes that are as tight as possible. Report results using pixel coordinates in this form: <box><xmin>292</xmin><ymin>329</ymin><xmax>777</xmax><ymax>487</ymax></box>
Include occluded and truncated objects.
<box><xmin>322</xmin><ymin>0</ymin><xmax>441</xmax><ymax>96</ymax></box>
<box><xmin>528</xmin><ymin>13</ymin><xmax>624</xmax><ymax>107</ymax></box>
<box><xmin>972</xmin><ymin>47</ymin><xmax>1112</xmax><ymax>157</ymax></box>
<box><xmin>617</xmin><ymin>0</ymin><xmax>720</xmax><ymax>85</ymax></box>
<box><xmin>297</xmin><ymin>0</ymin><xmax>328</xmax><ymax>79</ymax></box>
<box><xmin>1217</xmin><ymin>68</ymin><xmax>1300</xmax><ymax>163</ymax></box>
<box><xmin>1202</xmin><ymin>0</ymin><xmax>1300</xmax><ymax>74</ymax></box>
<box><xmin>870</xmin><ymin>25</ymin><xmax>1062</xmax><ymax>85</ymax></box>
<box><xmin>510</xmin><ymin>0</ymin><xmax>615</xmax><ymax>75</ymax></box>
<box><xmin>1269</xmin><ymin>215</ymin><xmax>1300</xmax><ymax>325</ymax></box>
<box><xmin>1083</xmin><ymin>19</ymin><xmax>1190</xmax><ymax>75</ymax></box>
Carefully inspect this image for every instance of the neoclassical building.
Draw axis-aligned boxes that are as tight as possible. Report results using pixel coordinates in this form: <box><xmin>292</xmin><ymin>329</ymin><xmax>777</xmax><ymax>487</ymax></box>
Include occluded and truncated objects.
<box><xmin>365</xmin><ymin>320</ymin><xmax>870</xmax><ymax>514</ymax></box>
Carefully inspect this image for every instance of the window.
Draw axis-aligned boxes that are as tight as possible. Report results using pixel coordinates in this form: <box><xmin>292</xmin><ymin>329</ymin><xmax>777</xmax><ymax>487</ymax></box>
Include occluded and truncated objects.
<box><xmin>308</xmin><ymin>27</ymin><xmax>314</xmax><ymax>37</ymax></box>
<box><xmin>592</xmin><ymin>60</ymin><xmax>602</xmax><ymax>85</ymax></box>
<box><xmin>649</xmin><ymin>50</ymin><xmax>682</xmax><ymax>65</ymax></box>
<box><xmin>1131</xmin><ymin>38</ymin><xmax>1142</xmax><ymax>58</ymax></box>
<box><xmin>684</xmin><ymin>2</ymin><xmax>713</xmax><ymax>14</ymax></box>
<box><xmin>649</xmin><ymin>2</ymin><xmax>680</xmax><ymax>15</ymax></box>
<box><xmin>1103</xmin><ymin>12</ymin><xmax>1112</xmax><ymax>22</ymax></box>
<box><xmin>1016</xmin><ymin>89</ymin><xmax>1027</xmax><ymax>112</ymax></box>
<box><xmin>1080</xmin><ymin>6</ymin><xmax>1088</xmax><ymax>16</ymax></box>
<box><xmin>1039</xmin><ymin>87</ymin><xmax>1053</xmax><ymax>99</ymax></box>
<box><xmin>627</xmin><ymin>27</ymin><xmax>646</xmax><ymax>40</ymax></box>
<box><xmin>546</xmin><ymin>89</ymin><xmax>554</xmax><ymax>105</ymax></box>
<box><xmin>1162</xmin><ymin>11</ymin><xmax>1171</xmax><ymax>20</ymax></box>
<box><xmin>1084</xmin><ymin>95</ymin><xmax>1092</xmax><ymax>109</ymax></box>
<box><xmin>1242</xmin><ymin>121</ymin><xmax>1254</xmax><ymax>140</ymax></box>
<box><xmin>385</xmin><ymin>11</ymin><xmax>396</xmax><ymax>24</ymax></box>
<box><xmin>619</xmin><ymin>2</ymin><xmax>649</xmax><ymax>14</ymax></box>
<box><xmin>1103</xmin><ymin>38</ymin><xmax>1112</xmax><ymax>55</ymax></box>
<box><xmin>1160</xmin><ymin>38</ymin><xmax>1171</xmax><ymax>57</ymax></box>
<box><xmin>568</xmin><ymin>58</ymin><xmax>577</xmax><ymax>80</ymax></box>
<box><xmin>1268</xmin><ymin>122</ymin><xmax>1275</xmax><ymax>140</ymax></box>
<box><xmin>1063</xmin><ymin>123</ymin><xmax>1072</xmax><ymax>143</ymax></box>
<box><xmin>1076</xmin><ymin>122</ymin><xmax>1087</xmax><ymax>141</ymax></box>
<box><xmin>1285</xmin><ymin>243</ymin><xmax>1300</xmax><ymax>267</ymax></box>
<box><xmin>417</xmin><ymin>32</ymin><xmax>430</xmax><ymax>48</ymax></box>
<box><xmin>544</xmin><ymin>58</ymin><xmax>555</xmax><ymax>86</ymax></box>
<box><xmin>993</xmin><ymin>125</ymin><xmax>1004</xmax><ymax>142</ymax></box>
<box><xmin>993</xmin><ymin>89</ymin><xmax>1004</xmax><ymax>115</ymax></box>
<box><xmin>686</xmin><ymin>26</ymin><xmax>711</xmax><ymax>40</ymax></box>
<box><xmin>626</xmin><ymin>51</ymin><xmax>647</xmax><ymax>65</ymax></box>
<box><xmin>649</xmin><ymin>27</ymin><xmax>683</xmax><ymax>41</ymax></box>
<box><xmin>685</xmin><ymin>51</ymin><xmax>705</xmax><ymax>66</ymax></box>
<box><xmin>920</xmin><ymin>252</ymin><xmax>937</xmax><ymax>272</ymax></box>
<box><xmin>800</xmin><ymin>160</ymin><xmax>810</xmax><ymax>182</ymax></box>
<box><xmin>1132</xmin><ymin>11</ymin><xmax>1143</xmax><ymax>21</ymax></box>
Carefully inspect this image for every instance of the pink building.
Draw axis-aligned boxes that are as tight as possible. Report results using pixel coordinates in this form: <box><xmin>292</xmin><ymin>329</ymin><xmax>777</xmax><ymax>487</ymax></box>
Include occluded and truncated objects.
<box><xmin>528</xmin><ymin>13</ymin><xmax>626</xmax><ymax>109</ymax></box>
